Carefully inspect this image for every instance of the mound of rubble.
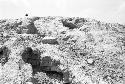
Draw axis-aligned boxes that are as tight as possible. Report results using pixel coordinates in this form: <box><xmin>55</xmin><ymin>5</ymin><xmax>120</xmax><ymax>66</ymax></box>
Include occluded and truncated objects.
<box><xmin>0</xmin><ymin>16</ymin><xmax>125</xmax><ymax>84</ymax></box>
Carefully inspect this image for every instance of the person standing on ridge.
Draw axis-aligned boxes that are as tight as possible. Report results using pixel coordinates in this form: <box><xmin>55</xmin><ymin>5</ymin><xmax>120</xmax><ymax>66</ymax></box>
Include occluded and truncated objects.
<box><xmin>25</xmin><ymin>14</ymin><xmax>28</xmax><ymax>16</ymax></box>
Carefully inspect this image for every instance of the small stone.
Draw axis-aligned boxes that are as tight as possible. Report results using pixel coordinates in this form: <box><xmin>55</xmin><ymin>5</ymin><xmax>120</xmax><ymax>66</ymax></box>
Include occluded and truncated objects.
<box><xmin>87</xmin><ymin>58</ymin><xmax>94</xmax><ymax>64</ymax></box>
<box><xmin>42</xmin><ymin>36</ymin><xmax>59</xmax><ymax>45</ymax></box>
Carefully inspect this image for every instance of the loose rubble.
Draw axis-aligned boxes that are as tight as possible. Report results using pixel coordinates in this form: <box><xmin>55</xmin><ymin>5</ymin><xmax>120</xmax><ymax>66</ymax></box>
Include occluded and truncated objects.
<box><xmin>0</xmin><ymin>16</ymin><xmax>125</xmax><ymax>84</ymax></box>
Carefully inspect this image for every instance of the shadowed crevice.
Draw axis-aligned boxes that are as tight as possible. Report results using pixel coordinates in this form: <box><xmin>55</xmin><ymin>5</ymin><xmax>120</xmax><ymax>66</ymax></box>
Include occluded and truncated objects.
<box><xmin>0</xmin><ymin>46</ymin><xmax>10</xmax><ymax>65</ymax></box>
<box><xmin>21</xmin><ymin>47</ymin><xmax>71</xmax><ymax>83</ymax></box>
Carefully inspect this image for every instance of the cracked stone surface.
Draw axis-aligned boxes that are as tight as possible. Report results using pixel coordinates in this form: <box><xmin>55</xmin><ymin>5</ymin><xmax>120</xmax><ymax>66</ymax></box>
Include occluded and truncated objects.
<box><xmin>0</xmin><ymin>16</ymin><xmax>125</xmax><ymax>84</ymax></box>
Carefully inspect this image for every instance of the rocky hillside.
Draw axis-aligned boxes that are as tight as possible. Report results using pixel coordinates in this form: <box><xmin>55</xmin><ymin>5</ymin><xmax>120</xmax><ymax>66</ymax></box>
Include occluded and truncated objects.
<box><xmin>0</xmin><ymin>16</ymin><xmax>125</xmax><ymax>84</ymax></box>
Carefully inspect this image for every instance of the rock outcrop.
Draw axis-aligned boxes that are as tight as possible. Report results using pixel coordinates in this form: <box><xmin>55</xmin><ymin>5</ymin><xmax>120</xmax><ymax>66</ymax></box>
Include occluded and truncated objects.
<box><xmin>0</xmin><ymin>16</ymin><xmax>125</xmax><ymax>84</ymax></box>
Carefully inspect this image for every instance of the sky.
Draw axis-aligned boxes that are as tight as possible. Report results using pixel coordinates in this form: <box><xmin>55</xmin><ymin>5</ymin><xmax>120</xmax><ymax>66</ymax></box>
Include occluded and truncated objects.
<box><xmin>0</xmin><ymin>0</ymin><xmax>125</xmax><ymax>24</ymax></box>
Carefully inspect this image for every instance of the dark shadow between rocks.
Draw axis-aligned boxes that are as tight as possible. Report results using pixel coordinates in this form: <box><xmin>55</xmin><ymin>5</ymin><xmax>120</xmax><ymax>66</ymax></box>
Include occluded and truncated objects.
<box><xmin>61</xmin><ymin>17</ymin><xmax>86</xmax><ymax>30</ymax></box>
<box><xmin>21</xmin><ymin>47</ymin><xmax>71</xmax><ymax>84</ymax></box>
<box><xmin>0</xmin><ymin>46</ymin><xmax>10</xmax><ymax>65</ymax></box>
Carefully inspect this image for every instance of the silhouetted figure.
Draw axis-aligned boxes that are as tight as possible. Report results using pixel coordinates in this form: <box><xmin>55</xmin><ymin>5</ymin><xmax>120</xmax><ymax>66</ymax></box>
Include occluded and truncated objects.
<box><xmin>25</xmin><ymin>14</ymin><xmax>28</xmax><ymax>16</ymax></box>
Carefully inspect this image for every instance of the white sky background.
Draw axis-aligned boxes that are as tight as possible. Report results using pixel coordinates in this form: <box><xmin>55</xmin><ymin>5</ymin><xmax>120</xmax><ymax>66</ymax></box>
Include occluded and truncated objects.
<box><xmin>0</xmin><ymin>0</ymin><xmax>125</xmax><ymax>24</ymax></box>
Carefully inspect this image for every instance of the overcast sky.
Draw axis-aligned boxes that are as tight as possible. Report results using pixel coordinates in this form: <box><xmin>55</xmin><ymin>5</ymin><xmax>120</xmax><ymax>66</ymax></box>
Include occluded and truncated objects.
<box><xmin>0</xmin><ymin>0</ymin><xmax>125</xmax><ymax>24</ymax></box>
